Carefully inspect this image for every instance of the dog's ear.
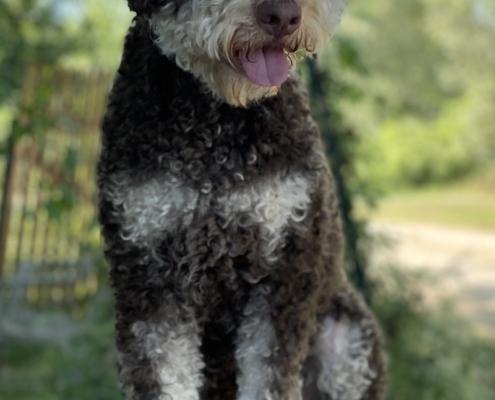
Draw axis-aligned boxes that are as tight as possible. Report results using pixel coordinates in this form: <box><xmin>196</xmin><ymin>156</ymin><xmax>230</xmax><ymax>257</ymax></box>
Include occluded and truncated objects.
<box><xmin>127</xmin><ymin>0</ymin><xmax>186</xmax><ymax>17</ymax></box>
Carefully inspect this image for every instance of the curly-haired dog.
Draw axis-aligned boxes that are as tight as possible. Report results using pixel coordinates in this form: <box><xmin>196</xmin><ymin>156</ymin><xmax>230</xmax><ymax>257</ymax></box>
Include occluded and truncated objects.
<box><xmin>97</xmin><ymin>1</ymin><xmax>387</xmax><ymax>399</ymax></box>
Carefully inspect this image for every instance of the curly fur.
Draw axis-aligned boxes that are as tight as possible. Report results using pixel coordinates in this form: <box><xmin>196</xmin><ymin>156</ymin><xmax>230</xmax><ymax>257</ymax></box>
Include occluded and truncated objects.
<box><xmin>150</xmin><ymin>0</ymin><xmax>344</xmax><ymax>105</ymax></box>
<box><xmin>98</xmin><ymin>1</ymin><xmax>386</xmax><ymax>399</ymax></box>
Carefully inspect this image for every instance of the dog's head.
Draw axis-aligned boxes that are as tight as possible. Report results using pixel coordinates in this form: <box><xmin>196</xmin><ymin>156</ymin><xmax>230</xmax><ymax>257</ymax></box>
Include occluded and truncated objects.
<box><xmin>128</xmin><ymin>0</ymin><xmax>344</xmax><ymax>106</ymax></box>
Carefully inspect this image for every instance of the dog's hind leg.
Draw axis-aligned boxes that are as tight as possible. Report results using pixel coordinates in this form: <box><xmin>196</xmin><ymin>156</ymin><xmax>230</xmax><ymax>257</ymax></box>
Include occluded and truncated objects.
<box><xmin>302</xmin><ymin>289</ymin><xmax>386</xmax><ymax>400</ymax></box>
<box><xmin>99</xmin><ymin>172</ymin><xmax>209</xmax><ymax>399</ymax></box>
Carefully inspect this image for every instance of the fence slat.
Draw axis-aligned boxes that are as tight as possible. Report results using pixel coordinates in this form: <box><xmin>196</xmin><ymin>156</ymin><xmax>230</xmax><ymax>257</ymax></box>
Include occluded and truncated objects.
<box><xmin>0</xmin><ymin>65</ymin><xmax>113</xmax><ymax>311</ymax></box>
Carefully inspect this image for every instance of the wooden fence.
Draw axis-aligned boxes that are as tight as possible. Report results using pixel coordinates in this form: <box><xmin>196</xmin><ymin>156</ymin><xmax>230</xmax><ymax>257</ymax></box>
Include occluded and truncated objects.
<box><xmin>0</xmin><ymin>65</ymin><xmax>112</xmax><ymax>312</ymax></box>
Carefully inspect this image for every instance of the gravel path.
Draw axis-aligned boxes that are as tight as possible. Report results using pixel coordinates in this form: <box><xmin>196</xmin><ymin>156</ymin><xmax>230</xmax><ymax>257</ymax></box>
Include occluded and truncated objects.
<box><xmin>369</xmin><ymin>221</ymin><xmax>495</xmax><ymax>337</ymax></box>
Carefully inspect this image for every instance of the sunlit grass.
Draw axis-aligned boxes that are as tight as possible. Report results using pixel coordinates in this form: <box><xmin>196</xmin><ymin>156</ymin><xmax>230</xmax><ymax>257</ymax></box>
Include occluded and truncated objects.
<box><xmin>358</xmin><ymin>164</ymin><xmax>495</xmax><ymax>230</ymax></box>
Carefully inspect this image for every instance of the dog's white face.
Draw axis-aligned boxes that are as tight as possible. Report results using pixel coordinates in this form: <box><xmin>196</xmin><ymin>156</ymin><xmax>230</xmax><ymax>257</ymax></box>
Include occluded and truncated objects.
<box><xmin>149</xmin><ymin>0</ymin><xmax>344</xmax><ymax>106</ymax></box>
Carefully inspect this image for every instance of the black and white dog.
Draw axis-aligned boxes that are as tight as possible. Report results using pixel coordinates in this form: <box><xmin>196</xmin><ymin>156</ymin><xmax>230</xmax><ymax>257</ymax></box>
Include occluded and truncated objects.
<box><xmin>97</xmin><ymin>1</ymin><xmax>386</xmax><ymax>399</ymax></box>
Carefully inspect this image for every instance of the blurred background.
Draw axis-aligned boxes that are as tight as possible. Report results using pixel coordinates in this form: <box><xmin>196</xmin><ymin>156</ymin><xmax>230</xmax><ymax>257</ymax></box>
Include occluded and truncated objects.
<box><xmin>0</xmin><ymin>0</ymin><xmax>494</xmax><ymax>399</ymax></box>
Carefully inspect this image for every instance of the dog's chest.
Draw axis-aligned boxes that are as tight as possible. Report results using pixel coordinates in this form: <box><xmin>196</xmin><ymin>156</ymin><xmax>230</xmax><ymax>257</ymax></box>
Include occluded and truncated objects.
<box><xmin>109</xmin><ymin>172</ymin><xmax>313</xmax><ymax>261</ymax></box>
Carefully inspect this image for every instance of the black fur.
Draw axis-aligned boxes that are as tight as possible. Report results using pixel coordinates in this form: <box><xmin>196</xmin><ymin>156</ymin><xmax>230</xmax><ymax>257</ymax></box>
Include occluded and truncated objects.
<box><xmin>127</xmin><ymin>0</ymin><xmax>185</xmax><ymax>17</ymax></box>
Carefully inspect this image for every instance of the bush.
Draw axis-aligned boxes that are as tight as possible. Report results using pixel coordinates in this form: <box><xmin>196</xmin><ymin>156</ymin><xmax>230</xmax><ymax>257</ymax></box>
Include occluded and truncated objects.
<box><xmin>0</xmin><ymin>291</ymin><xmax>121</xmax><ymax>400</ymax></box>
<box><xmin>356</xmin><ymin>96</ymin><xmax>490</xmax><ymax>190</ymax></box>
<box><xmin>372</xmin><ymin>267</ymin><xmax>495</xmax><ymax>400</ymax></box>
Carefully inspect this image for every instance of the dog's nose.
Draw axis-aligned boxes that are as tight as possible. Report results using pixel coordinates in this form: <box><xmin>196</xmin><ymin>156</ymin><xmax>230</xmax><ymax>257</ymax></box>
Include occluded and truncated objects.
<box><xmin>256</xmin><ymin>0</ymin><xmax>302</xmax><ymax>38</ymax></box>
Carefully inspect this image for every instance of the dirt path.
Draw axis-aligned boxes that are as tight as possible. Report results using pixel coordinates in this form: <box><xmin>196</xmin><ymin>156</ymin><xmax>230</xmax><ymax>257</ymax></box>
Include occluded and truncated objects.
<box><xmin>369</xmin><ymin>221</ymin><xmax>495</xmax><ymax>337</ymax></box>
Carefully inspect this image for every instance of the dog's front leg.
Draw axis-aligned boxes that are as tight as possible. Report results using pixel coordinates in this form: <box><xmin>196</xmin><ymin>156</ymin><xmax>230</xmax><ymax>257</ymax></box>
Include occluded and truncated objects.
<box><xmin>110</xmin><ymin>257</ymin><xmax>205</xmax><ymax>400</ymax></box>
<box><xmin>99</xmin><ymin>173</ymin><xmax>207</xmax><ymax>399</ymax></box>
<box><xmin>235</xmin><ymin>283</ymin><xmax>315</xmax><ymax>400</ymax></box>
<box><xmin>235</xmin><ymin>285</ymin><xmax>279</xmax><ymax>400</ymax></box>
<box><xmin>115</xmin><ymin>295</ymin><xmax>205</xmax><ymax>400</ymax></box>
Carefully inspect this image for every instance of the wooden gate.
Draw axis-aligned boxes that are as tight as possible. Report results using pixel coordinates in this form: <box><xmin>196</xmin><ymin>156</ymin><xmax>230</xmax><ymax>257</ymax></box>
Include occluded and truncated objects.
<box><xmin>0</xmin><ymin>65</ymin><xmax>112</xmax><ymax>311</ymax></box>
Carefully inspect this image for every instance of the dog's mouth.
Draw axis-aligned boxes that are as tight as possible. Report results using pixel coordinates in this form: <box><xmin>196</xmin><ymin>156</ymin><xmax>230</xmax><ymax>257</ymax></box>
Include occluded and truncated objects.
<box><xmin>236</xmin><ymin>46</ymin><xmax>290</xmax><ymax>87</ymax></box>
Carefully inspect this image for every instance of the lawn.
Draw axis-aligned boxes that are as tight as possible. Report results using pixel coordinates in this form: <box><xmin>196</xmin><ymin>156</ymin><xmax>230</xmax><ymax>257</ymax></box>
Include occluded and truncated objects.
<box><xmin>365</xmin><ymin>189</ymin><xmax>495</xmax><ymax>230</ymax></box>
<box><xmin>358</xmin><ymin>166</ymin><xmax>495</xmax><ymax>231</ymax></box>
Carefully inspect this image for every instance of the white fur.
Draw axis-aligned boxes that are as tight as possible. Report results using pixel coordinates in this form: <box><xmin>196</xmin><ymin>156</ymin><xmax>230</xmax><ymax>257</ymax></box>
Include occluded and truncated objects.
<box><xmin>109</xmin><ymin>172</ymin><xmax>313</xmax><ymax>261</ymax></box>
<box><xmin>128</xmin><ymin>318</ymin><xmax>205</xmax><ymax>400</ymax></box>
<box><xmin>235</xmin><ymin>288</ymin><xmax>304</xmax><ymax>400</ymax></box>
<box><xmin>108</xmin><ymin>173</ymin><xmax>199</xmax><ymax>247</ymax></box>
<box><xmin>313</xmin><ymin>316</ymin><xmax>376</xmax><ymax>400</ymax></box>
<box><xmin>235</xmin><ymin>291</ymin><xmax>278</xmax><ymax>400</ymax></box>
<box><xmin>216</xmin><ymin>173</ymin><xmax>313</xmax><ymax>262</ymax></box>
<box><xmin>150</xmin><ymin>0</ymin><xmax>345</xmax><ymax>105</ymax></box>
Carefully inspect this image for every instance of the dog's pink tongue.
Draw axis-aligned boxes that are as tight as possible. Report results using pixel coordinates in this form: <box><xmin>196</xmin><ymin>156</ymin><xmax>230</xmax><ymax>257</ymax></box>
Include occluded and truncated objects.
<box><xmin>239</xmin><ymin>47</ymin><xmax>289</xmax><ymax>87</ymax></box>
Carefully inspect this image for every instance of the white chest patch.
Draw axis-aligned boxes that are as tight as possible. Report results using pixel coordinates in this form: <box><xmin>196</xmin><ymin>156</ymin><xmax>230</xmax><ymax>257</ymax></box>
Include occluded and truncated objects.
<box><xmin>108</xmin><ymin>173</ymin><xmax>313</xmax><ymax>260</ymax></box>
<box><xmin>216</xmin><ymin>174</ymin><xmax>313</xmax><ymax>261</ymax></box>
<box><xmin>108</xmin><ymin>174</ymin><xmax>199</xmax><ymax>247</ymax></box>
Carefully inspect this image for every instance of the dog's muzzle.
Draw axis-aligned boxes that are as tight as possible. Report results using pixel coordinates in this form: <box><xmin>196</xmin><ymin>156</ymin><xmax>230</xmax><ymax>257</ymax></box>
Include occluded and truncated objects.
<box><xmin>237</xmin><ymin>0</ymin><xmax>302</xmax><ymax>88</ymax></box>
<box><xmin>256</xmin><ymin>0</ymin><xmax>302</xmax><ymax>38</ymax></box>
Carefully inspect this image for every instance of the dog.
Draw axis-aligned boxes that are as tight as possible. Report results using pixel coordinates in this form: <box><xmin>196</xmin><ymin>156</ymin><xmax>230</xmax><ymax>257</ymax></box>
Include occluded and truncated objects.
<box><xmin>97</xmin><ymin>1</ymin><xmax>387</xmax><ymax>399</ymax></box>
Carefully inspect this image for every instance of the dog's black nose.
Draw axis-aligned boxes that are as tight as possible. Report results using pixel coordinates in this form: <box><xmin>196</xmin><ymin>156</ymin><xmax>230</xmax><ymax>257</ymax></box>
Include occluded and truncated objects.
<box><xmin>256</xmin><ymin>0</ymin><xmax>302</xmax><ymax>38</ymax></box>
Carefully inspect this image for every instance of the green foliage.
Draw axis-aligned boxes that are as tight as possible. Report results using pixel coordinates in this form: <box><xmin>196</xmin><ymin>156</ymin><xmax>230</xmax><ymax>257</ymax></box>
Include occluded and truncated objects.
<box><xmin>373</xmin><ymin>267</ymin><xmax>495</xmax><ymax>400</ymax></box>
<box><xmin>0</xmin><ymin>0</ymin><xmax>84</xmax><ymax>104</ymax></box>
<box><xmin>60</xmin><ymin>0</ymin><xmax>131</xmax><ymax>71</ymax></box>
<box><xmin>0</xmin><ymin>334</ymin><xmax>120</xmax><ymax>400</ymax></box>
<box><xmin>0</xmin><ymin>0</ymin><xmax>129</xmax><ymax>108</ymax></box>
<box><xmin>328</xmin><ymin>0</ymin><xmax>495</xmax><ymax>190</ymax></box>
<box><xmin>356</xmin><ymin>104</ymin><xmax>481</xmax><ymax>187</ymax></box>
<box><xmin>0</xmin><ymin>292</ymin><xmax>121</xmax><ymax>400</ymax></box>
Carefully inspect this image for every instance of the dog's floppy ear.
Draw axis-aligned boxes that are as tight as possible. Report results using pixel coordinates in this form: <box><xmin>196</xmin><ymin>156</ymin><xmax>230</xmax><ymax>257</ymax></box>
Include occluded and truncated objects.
<box><xmin>127</xmin><ymin>0</ymin><xmax>185</xmax><ymax>17</ymax></box>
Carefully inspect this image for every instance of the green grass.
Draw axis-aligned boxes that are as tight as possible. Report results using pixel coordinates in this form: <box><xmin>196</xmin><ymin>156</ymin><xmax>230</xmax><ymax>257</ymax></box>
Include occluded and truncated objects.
<box><xmin>364</xmin><ymin>189</ymin><xmax>495</xmax><ymax>230</ymax></box>
<box><xmin>358</xmin><ymin>165</ymin><xmax>495</xmax><ymax>230</ymax></box>
<box><xmin>0</xmin><ymin>291</ymin><xmax>121</xmax><ymax>400</ymax></box>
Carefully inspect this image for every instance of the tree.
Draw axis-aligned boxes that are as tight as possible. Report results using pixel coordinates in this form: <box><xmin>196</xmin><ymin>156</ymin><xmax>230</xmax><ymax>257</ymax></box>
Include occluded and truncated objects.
<box><xmin>0</xmin><ymin>0</ymin><xmax>84</xmax><ymax>104</ymax></box>
<box><xmin>0</xmin><ymin>0</ymin><xmax>130</xmax><ymax>107</ymax></box>
<box><xmin>330</xmin><ymin>0</ymin><xmax>495</xmax><ymax>188</ymax></box>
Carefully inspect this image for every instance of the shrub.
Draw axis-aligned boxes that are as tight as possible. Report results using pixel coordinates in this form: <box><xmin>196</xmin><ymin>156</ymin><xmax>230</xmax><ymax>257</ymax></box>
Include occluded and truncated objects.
<box><xmin>372</xmin><ymin>267</ymin><xmax>495</xmax><ymax>400</ymax></box>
